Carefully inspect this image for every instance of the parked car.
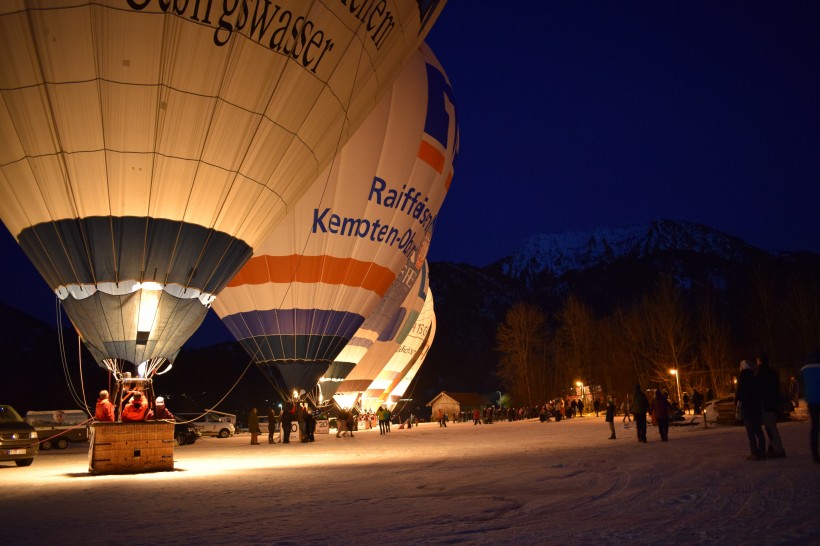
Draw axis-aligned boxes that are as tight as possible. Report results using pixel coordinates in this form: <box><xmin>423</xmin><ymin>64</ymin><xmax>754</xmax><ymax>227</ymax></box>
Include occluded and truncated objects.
<box><xmin>25</xmin><ymin>409</ymin><xmax>90</xmax><ymax>450</ymax></box>
<box><xmin>704</xmin><ymin>393</ymin><xmax>794</xmax><ymax>424</ymax></box>
<box><xmin>176</xmin><ymin>411</ymin><xmax>236</xmax><ymax>438</ymax></box>
<box><xmin>174</xmin><ymin>421</ymin><xmax>201</xmax><ymax>446</ymax></box>
<box><xmin>0</xmin><ymin>405</ymin><xmax>39</xmax><ymax>466</ymax></box>
<box><xmin>703</xmin><ymin>395</ymin><xmax>734</xmax><ymax>424</ymax></box>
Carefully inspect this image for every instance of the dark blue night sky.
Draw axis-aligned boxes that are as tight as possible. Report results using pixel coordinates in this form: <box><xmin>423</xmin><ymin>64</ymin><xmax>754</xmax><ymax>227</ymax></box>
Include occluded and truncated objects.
<box><xmin>2</xmin><ymin>1</ymin><xmax>819</xmax><ymax>337</ymax></box>
<box><xmin>424</xmin><ymin>1</ymin><xmax>820</xmax><ymax>266</ymax></box>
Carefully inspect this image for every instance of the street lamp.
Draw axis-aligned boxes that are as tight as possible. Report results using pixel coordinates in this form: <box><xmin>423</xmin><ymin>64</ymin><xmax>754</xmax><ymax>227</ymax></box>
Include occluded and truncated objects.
<box><xmin>575</xmin><ymin>381</ymin><xmax>585</xmax><ymax>414</ymax></box>
<box><xmin>670</xmin><ymin>369</ymin><xmax>683</xmax><ymax>407</ymax></box>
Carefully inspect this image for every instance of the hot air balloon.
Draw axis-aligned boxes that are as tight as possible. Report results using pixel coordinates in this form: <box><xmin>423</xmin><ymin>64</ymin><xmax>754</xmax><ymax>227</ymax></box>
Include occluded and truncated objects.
<box><xmin>385</xmin><ymin>308</ymin><xmax>436</xmax><ymax>410</ymax></box>
<box><xmin>213</xmin><ymin>42</ymin><xmax>457</xmax><ymax>400</ymax></box>
<box><xmin>360</xmin><ymin>286</ymin><xmax>434</xmax><ymax>412</ymax></box>
<box><xmin>332</xmin><ymin>260</ymin><xmax>429</xmax><ymax>409</ymax></box>
<box><xmin>0</xmin><ymin>1</ymin><xmax>447</xmax><ymax>385</ymax></box>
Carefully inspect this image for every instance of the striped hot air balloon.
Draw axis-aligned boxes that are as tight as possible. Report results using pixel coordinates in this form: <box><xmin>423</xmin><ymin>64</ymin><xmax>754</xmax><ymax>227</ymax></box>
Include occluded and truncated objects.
<box><xmin>0</xmin><ymin>0</ymin><xmax>446</xmax><ymax>377</ymax></box>
<box><xmin>385</xmin><ymin>305</ymin><xmax>436</xmax><ymax>410</ymax></box>
<box><xmin>213</xmin><ymin>43</ymin><xmax>457</xmax><ymax>398</ymax></box>
<box><xmin>361</xmin><ymin>286</ymin><xmax>434</xmax><ymax>412</ymax></box>
<box><xmin>332</xmin><ymin>260</ymin><xmax>429</xmax><ymax>409</ymax></box>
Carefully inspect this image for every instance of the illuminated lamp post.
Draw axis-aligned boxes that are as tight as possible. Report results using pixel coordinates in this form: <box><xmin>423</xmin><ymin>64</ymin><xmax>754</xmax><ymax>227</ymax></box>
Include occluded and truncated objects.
<box><xmin>670</xmin><ymin>369</ymin><xmax>683</xmax><ymax>407</ymax></box>
<box><xmin>575</xmin><ymin>381</ymin><xmax>585</xmax><ymax>414</ymax></box>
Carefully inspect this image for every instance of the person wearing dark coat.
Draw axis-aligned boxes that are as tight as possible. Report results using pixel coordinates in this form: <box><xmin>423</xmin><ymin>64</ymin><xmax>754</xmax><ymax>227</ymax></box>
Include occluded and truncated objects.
<box><xmin>605</xmin><ymin>398</ymin><xmax>616</xmax><ymax>439</ymax></box>
<box><xmin>649</xmin><ymin>389</ymin><xmax>671</xmax><ymax>442</ymax></box>
<box><xmin>303</xmin><ymin>409</ymin><xmax>316</xmax><ymax>442</ymax></box>
<box><xmin>691</xmin><ymin>389</ymin><xmax>704</xmax><ymax>415</ymax></box>
<box><xmin>593</xmin><ymin>398</ymin><xmax>601</xmax><ymax>417</ymax></box>
<box><xmin>267</xmin><ymin>406</ymin><xmax>278</xmax><ymax>444</ymax></box>
<box><xmin>281</xmin><ymin>402</ymin><xmax>296</xmax><ymax>443</ymax></box>
<box><xmin>737</xmin><ymin>359</ymin><xmax>766</xmax><ymax>460</ymax></box>
<box><xmin>755</xmin><ymin>352</ymin><xmax>785</xmax><ymax>458</ymax></box>
<box><xmin>800</xmin><ymin>351</ymin><xmax>820</xmax><ymax>464</ymax></box>
<box><xmin>248</xmin><ymin>407</ymin><xmax>261</xmax><ymax>445</ymax></box>
<box><xmin>630</xmin><ymin>384</ymin><xmax>650</xmax><ymax>443</ymax></box>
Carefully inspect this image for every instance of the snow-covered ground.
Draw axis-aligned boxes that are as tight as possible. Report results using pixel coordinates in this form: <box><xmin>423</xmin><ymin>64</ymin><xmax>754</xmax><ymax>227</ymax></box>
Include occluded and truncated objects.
<box><xmin>2</xmin><ymin>413</ymin><xmax>818</xmax><ymax>545</ymax></box>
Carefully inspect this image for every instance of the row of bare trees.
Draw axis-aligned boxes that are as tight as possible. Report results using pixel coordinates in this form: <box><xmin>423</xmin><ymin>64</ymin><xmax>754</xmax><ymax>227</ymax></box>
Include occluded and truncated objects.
<box><xmin>495</xmin><ymin>271</ymin><xmax>820</xmax><ymax>408</ymax></box>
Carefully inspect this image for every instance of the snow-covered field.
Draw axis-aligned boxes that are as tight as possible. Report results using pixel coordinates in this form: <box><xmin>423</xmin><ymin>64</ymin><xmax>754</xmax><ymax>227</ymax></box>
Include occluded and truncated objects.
<box><xmin>2</xmin><ymin>413</ymin><xmax>818</xmax><ymax>545</ymax></box>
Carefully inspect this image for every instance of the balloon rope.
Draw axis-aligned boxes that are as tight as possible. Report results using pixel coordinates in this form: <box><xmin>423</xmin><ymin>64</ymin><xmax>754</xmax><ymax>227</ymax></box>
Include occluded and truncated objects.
<box><xmin>175</xmin><ymin>354</ymin><xmax>256</xmax><ymax>425</ymax></box>
<box><xmin>77</xmin><ymin>333</ymin><xmax>91</xmax><ymax>416</ymax></box>
<box><xmin>56</xmin><ymin>295</ymin><xmax>87</xmax><ymax>411</ymax></box>
<box><xmin>28</xmin><ymin>417</ymin><xmax>94</xmax><ymax>449</ymax></box>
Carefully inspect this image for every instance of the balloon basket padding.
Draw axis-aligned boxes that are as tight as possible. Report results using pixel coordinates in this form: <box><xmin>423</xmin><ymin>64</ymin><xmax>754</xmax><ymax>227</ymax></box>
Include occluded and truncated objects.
<box><xmin>88</xmin><ymin>422</ymin><xmax>175</xmax><ymax>474</ymax></box>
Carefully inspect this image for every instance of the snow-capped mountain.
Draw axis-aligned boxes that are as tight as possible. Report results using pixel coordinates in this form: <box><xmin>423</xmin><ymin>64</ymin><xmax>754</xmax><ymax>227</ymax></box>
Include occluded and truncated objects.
<box><xmin>497</xmin><ymin>219</ymin><xmax>762</xmax><ymax>287</ymax></box>
<box><xmin>417</xmin><ymin>220</ymin><xmax>820</xmax><ymax>400</ymax></box>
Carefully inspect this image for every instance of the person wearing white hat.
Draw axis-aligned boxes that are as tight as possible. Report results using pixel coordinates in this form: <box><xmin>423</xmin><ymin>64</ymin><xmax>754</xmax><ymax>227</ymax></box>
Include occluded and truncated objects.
<box><xmin>149</xmin><ymin>396</ymin><xmax>174</xmax><ymax>421</ymax></box>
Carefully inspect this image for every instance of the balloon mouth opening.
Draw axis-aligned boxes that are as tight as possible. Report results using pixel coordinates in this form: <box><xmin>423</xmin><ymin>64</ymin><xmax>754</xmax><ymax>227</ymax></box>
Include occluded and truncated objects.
<box><xmin>55</xmin><ymin>281</ymin><xmax>216</xmax><ymax>306</ymax></box>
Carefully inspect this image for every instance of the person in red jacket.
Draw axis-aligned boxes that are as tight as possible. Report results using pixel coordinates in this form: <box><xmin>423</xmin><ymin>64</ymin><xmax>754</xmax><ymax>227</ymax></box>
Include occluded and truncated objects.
<box><xmin>147</xmin><ymin>397</ymin><xmax>174</xmax><ymax>420</ymax></box>
<box><xmin>121</xmin><ymin>392</ymin><xmax>149</xmax><ymax>421</ymax></box>
<box><xmin>94</xmin><ymin>390</ymin><xmax>115</xmax><ymax>422</ymax></box>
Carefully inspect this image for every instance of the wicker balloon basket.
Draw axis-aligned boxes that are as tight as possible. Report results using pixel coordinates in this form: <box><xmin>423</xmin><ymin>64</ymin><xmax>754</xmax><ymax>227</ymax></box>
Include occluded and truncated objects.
<box><xmin>88</xmin><ymin>422</ymin><xmax>175</xmax><ymax>474</ymax></box>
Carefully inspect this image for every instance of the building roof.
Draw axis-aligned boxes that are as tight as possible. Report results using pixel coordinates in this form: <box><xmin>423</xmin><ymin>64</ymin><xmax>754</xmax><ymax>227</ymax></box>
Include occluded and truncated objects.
<box><xmin>427</xmin><ymin>391</ymin><xmax>491</xmax><ymax>407</ymax></box>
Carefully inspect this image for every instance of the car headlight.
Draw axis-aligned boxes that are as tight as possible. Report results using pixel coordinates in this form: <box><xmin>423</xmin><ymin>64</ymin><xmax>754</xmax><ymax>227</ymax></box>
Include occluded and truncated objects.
<box><xmin>31</xmin><ymin>431</ymin><xmax>38</xmax><ymax>439</ymax></box>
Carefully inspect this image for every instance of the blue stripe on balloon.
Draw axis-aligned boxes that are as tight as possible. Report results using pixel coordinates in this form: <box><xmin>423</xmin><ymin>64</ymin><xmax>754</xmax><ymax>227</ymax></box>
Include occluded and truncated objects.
<box><xmin>222</xmin><ymin>308</ymin><xmax>365</xmax><ymax>340</ymax></box>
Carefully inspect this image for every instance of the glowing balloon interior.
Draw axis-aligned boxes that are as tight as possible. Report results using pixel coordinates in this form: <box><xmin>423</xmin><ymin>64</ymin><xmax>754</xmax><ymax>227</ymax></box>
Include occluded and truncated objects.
<box><xmin>0</xmin><ymin>0</ymin><xmax>446</xmax><ymax>375</ymax></box>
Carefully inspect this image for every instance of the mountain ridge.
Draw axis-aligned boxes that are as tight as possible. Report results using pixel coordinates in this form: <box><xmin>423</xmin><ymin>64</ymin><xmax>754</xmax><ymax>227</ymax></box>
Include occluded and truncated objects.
<box><xmin>495</xmin><ymin>219</ymin><xmax>768</xmax><ymax>287</ymax></box>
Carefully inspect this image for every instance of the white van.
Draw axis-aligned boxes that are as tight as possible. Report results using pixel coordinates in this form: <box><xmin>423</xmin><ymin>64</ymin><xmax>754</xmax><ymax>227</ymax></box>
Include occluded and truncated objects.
<box><xmin>177</xmin><ymin>411</ymin><xmax>236</xmax><ymax>438</ymax></box>
<box><xmin>25</xmin><ymin>409</ymin><xmax>90</xmax><ymax>449</ymax></box>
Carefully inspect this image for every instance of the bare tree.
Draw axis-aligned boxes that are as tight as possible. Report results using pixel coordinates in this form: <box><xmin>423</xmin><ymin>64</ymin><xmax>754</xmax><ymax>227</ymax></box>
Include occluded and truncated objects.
<box><xmin>784</xmin><ymin>276</ymin><xmax>820</xmax><ymax>363</ymax></box>
<box><xmin>495</xmin><ymin>302</ymin><xmax>547</xmax><ymax>406</ymax></box>
<box><xmin>598</xmin><ymin>309</ymin><xmax>641</xmax><ymax>399</ymax></box>
<box><xmin>611</xmin><ymin>277</ymin><xmax>693</xmax><ymax>401</ymax></box>
<box><xmin>745</xmin><ymin>265</ymin><xmax>779</xmax><ymax>357</ymax></box>
<box><xmin>695</xmin><ymin>287</ymin><xmax>735</xmax><ymax>397</ymax></box>
<box><xmin>554</xmin><ymin>295</ymin><xmax>598</xmax><ymax>397</ymax></box>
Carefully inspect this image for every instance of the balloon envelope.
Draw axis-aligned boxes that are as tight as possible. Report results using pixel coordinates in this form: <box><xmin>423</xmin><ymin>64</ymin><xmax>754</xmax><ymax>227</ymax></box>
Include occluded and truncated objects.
<box><xmin>0</xmin><ymin>1</ymin><xmax>446</xmax><ymax>372</ymax></box>
<box><xmin>361</xmin><ymin>287</ymin><xmax>434</xmax><ymax>412</ymax></box>
<box><xmin>213</xmin><ymin>43</ymin><xmax>457</xmax><ymax>395</ymax></box>
<box><xmin>332</xmin><ymin>260</ymin><xmax>429</xmax><ymax>408</ymax></box>
<box><xmin>385</xmin><ymin>309</ymin><xmax>436</xmax><ymax>409</ymax></box>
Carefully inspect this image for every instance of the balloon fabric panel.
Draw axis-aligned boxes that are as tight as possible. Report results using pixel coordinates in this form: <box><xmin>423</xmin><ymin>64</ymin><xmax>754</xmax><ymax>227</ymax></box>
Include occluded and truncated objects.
<box><xmin>0</xmin><ymin>1</ymin><xmax>447</xmax><ymax>371</ymax></box>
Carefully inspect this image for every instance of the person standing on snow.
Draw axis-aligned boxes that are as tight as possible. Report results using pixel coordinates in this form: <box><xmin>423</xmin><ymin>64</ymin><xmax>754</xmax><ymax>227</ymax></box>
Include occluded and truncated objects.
<box><xmin>800</xmin><ymin>351</ymin><xmax>820</xmax><ymax>464</ymax></box>
<box><xmin>605</xmin><ymin>398</ymin><xmax>617</xmax><ymax>440</ymax></box>
<box><xmin>621</xmin><ymin>394</ymin><xmax>632</xmax><ymax>425</ymax></box>
<box><xmin>248</xmin><ymin>407</ymin><xmax>261</xmax><ymax>445</ymax></box>
<box><xmin>377</xmin><ymin>406</ymin><xmax>387</xmax><ymax>435</ymax></box>
<box><xmin>737</xmin><ymin>359</ymin><xmax>766</xmax><ymax>460</ymax></box>
<box><xmin>267</xmin><ymin>406</ymin><xmax>278</xmax><ymax>444</ymax></box>
<box><xmin>649</xmin><ymin>389</ymin><xmax>671</xmax><ymax>442</ymax></box>
<box><xmin>630</xmin><ymin>384</ymin><xmax>649</xmax><ymax>443</ymax></box>
<box><xmin>755</xmin><ymin>352</ymin><xmax>786</xmax><ymax>458</ymax></box>
<box><xmin>282</xmin><ymin>401</ymin><xmax>296</xmax><ymax>443</ymax></box>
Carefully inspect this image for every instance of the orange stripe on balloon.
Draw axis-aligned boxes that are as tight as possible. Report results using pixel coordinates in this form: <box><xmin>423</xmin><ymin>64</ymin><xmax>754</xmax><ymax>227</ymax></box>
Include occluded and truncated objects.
<box><xmin>228</xmin><ymin>255</ymin><xmax>395</xmax><ymax>296</ymax></box>
<box><xmin>417</xmin><ymin>140</ymin><xmax>445</xmax><ymax>173</ymax></box>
